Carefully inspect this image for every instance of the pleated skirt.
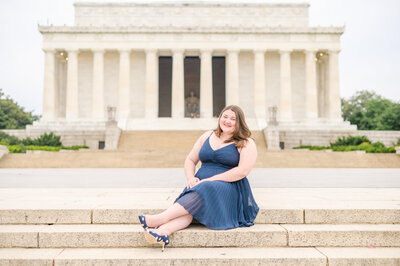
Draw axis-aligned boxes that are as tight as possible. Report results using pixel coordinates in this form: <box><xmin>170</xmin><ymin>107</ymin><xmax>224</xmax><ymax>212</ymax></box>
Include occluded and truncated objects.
<box><xmin>175</xmin><ymin>177</ymin><xmax>259</xmax><ymax>230</ymax></box>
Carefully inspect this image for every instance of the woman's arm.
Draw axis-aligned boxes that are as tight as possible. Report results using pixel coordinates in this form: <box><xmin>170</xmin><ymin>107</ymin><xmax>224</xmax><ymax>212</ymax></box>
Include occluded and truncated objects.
<box><xmin>184</xmin><ymin>130</ymin><xmax>213</xmax><ymax>188</ymax></box>
<box><xmin>206</xmin><ymin>138</ymin><xmax>257</xmax><ymax>183</ymax></box>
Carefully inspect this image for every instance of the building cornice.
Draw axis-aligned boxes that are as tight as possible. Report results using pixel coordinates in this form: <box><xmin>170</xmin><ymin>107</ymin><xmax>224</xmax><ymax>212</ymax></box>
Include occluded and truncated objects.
<box><xmin>38</xmin><ymin>25</ymin><xmax>345</xmax><ymax>35</ymax></box>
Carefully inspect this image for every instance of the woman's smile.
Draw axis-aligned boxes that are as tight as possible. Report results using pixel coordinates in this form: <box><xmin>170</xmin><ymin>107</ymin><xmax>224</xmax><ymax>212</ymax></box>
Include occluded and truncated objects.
<box><xmin>219</xmin><ymin>109</ymin><xmax>236</xmax><ymax>133</ymax></box>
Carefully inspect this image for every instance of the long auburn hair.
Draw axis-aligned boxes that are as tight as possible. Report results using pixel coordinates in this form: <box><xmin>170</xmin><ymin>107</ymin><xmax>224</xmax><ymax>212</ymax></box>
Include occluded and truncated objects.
<box><xmin>214</xmin><ymin>105</ymin><xmax>252</xmax><ymax>149</ymax></box>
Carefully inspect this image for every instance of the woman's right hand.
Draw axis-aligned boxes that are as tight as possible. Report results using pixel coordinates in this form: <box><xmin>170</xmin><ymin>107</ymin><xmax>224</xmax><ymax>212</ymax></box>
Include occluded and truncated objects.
<box><xmin>187</xmin><ymin>177</ymin><xmax>200</xmax><ymax>189</ymax></box>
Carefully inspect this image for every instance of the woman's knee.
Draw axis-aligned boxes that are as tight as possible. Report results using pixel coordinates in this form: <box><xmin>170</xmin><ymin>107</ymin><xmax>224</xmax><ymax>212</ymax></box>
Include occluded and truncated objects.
<box><xmin>182</xmin><ymin>214</ymin><xmax>193</xmax><ymax>224</ymax></box>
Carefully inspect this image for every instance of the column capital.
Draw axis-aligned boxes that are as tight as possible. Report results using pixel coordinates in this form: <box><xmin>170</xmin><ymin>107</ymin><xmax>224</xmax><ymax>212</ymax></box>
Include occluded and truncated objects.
<box><xmin>42</xmin><ymin>48</ymin><xmax>55</xmax><ymax>53</ymax></box>
<box><xmin>92</xmin><ymin>48</ymin><xmax>105</xmax><ymax>54</ymax></box>
<box><xmin>144</xmin><ymin>48</ymin><xmax>157</xmax><ymax>55</ymax></box>
<box><xmin>328</xmin><ymin>49</ymin><xmax>341</xmax><ymax>55</ymax></box>
<box><xmin>172</xmin><ymin>49</ymin><xmax>184</xmax><ymax>55</ymax></box>
<box><xmin>253</xmin><ymin>49</ymin><xmax>266</xmax><ymax>54</ymax></box>
<box><xmin>279</xmin><ymin>49</ymin><xmax>292</xmax><ymax>55</ymax></box>
<box><xmin>200</xmin><ymin>50</ymin><xmax>212</xmax><ymax>60</ymax></box>
<box><xmin>200</xmin><ymin>48</ymin><xmax>213</xmax><ymax>54</ymax></box>
<box><xmin>66</xmin><ymin>48</ymin><xmax>79</xmax><ymax>53</ymax></box>
<box><xmin>118</xmin><ymin>49</ymin><xmax>131</xmax><ymax>54</ymax></box>
<box><xmin>227</xmin><ymin>49</ymin><xmax>240</xmax><ymax>54</ymax></box>
<box><xmin>305</xmin><ymin>49</ymin><xmax>318</xmax><ymax>54</ymax></box>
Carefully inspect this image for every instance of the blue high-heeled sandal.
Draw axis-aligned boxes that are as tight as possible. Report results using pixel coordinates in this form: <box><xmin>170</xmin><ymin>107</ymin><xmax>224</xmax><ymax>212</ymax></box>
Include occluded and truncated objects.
<box><xmin>138</xmin><ymin>215</ymin><xmax>149</xmax><ymax>229</ymax></box>
<box><xmin>144</xmin><ymin>228</ymin><xmax>170</xmax><ymax>252</ymax></box>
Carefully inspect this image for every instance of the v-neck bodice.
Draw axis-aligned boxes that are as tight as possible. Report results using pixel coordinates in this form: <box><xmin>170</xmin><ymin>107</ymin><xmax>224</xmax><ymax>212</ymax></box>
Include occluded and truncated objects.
<box><xmin>195</xmin><ymin>136</ymin><xmax>240</xmax><ymax>180</ymax></box>
<box><xmin>175</xmin><ymin>134</ymin><xmax>259</xmax><ymax>230</ymax></box>
<box><xmin>208</xmin><ymin>137</ymin><xmax>236</xmax><ymax>152</ymax></box>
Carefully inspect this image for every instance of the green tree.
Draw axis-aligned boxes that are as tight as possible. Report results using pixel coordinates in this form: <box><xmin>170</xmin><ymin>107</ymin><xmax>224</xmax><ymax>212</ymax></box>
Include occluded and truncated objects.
<box><xmin>0</xmin><ymin>89</ymin><xmax>39</xmax><ymax>129</ymax></box>
<box><xmin>342</xmin><ymin>90</ymin><xmax>400</xmax><ymax>130</ymax></box>
<box><xmin>380</xmin><ymin>103</ymin><xmax>400</xmax><ymax>130</ymax></box>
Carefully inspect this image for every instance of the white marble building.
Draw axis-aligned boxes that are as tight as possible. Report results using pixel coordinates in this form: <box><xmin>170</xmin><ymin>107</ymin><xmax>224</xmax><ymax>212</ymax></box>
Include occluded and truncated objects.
<box><xmin>36</xmin><ymin>1</ymin><xmax>355</xmax><ymax>132</ymax></box>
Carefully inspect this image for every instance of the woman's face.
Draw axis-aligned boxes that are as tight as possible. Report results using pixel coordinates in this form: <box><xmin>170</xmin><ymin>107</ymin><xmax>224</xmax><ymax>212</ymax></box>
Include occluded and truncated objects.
<box><xmin>219</xmin><ymin>109</ymin><xmax>237</xmax><ymax>135</ymax></box>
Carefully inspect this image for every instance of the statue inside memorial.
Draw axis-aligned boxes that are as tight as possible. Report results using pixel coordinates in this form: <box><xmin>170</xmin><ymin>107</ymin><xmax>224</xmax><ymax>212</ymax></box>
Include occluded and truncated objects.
<box><xmin>185</xmin><ymin>91</ymin><xmax>200</xmax><ymax>118</ymax></box>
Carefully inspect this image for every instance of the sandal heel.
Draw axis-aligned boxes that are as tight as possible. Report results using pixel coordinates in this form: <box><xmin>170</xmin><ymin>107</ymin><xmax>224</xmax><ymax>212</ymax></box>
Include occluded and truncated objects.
<box><xmin>144</xmin><ymin>228</ymin><xmax>170</xmax><ymax>251</ymax></box>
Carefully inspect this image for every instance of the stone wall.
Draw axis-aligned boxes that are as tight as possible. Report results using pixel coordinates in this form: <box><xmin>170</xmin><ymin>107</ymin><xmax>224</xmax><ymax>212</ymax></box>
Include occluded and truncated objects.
<box><xmin>276</xmin><ymin>129</ymin><xmax>400</xmax><ymax>149</ymax></box>
<box><xmin>1</xmin><ymin>129</ymin><xmax>106</xmax><ymax>150</ymax></box>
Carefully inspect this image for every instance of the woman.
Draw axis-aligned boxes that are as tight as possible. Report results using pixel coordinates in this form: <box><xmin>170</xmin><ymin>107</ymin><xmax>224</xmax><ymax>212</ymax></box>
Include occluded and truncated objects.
<box><xmin>138</xmin><ymin>105</ymin><xmax>259</xmax><ymax>251</ymax></box>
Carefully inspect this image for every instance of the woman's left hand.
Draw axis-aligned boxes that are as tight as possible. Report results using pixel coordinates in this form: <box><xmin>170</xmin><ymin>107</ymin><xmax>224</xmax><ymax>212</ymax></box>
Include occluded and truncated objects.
<box><xmin>191</xmin><ymin>179</ymin><xmax>211</xmax><ymax>188</ymax></box>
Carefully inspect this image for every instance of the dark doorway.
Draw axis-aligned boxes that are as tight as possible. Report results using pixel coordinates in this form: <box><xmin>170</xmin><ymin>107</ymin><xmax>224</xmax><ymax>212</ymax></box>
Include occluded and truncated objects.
<box><xmin>184</xmin><ymin>57</ymin><xmax>200</xmax><ymax>118</ymax></box>
<box><xmin>158</xmin><ymin>56</ymin><xmax>172</xmax><ymax>117</ymax></box>
<box><xmin>212</xmin><ymin>57</ymin><xmax>226</xmax><ymax>117</ymax></box>
<box><xmin>98</xmin><ymin>141</ymin><xmax>105</xmax><ymax>149</ymax></box>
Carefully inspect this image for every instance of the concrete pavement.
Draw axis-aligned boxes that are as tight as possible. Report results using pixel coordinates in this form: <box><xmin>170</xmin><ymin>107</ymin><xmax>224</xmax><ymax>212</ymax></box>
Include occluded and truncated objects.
<box><xmin>0</xmin><ymin>168</ymin><xmax>399</xmax><ymax>188</ymax></box>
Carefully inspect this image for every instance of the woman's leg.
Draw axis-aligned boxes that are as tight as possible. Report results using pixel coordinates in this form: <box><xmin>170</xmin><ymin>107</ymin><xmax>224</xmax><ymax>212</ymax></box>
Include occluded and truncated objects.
<box><xmin>152</xmin><ymin>214</ymin><xmax>193</xmax><ymax>235</ymax></box>
<box><xmin>145</xmin><ymin>203</ymin><xmax>189</xmax><ymax>228</ymax></box>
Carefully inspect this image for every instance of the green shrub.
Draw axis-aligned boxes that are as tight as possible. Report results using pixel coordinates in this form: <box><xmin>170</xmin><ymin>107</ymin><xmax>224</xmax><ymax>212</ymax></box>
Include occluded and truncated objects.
<box><xmin>294</xmin><ymin>145</ymin><xmax>329</xmax><ymax>150</ymax></box>
<box><xmin>22</xmin><ymin>137</ymin><xmax>35</xmax><ymax>146</ymax></box>
<box><xmin>29</xmin><ymin>132</ymin><xmax>61</xmax><ymax>146</ymax></box>
<box><xmin>0</xmin><ymin>131</ymin><xmax>63</xmax><ymax>146</ymax></box>
<box><xmin>372</xmin><ymin>142</ymin><xmax>385</xmax><ymax>148</ymax></box>
<box><xmin>19</xmin><ymin>143</ymin><xmax>26</xmax><ymax>153</ymax></box>
<box><xmin>331</xmin><ymin>135</ymin><xmax>371</xmax><ymax>146</ymax></box>
<box><xmin>6</xmin><ymin>145</ymin><xmax>24</xmax><ymax>153</ymax></box>
<box><xmin>0</xmin><ymin>131</ymin><xmax>22</xmax><ymax>145</ymax></box>
<box><xmin>331</xmin><ymin>144</ymin><xmax>394</xmax><ymax>153</ymax></box>
<box><xmin>61</xmin><ymin>145</ymin><xmax>89</xmax><ymax>150</ymax></box>
<box><xmin>25</xmin><ymin>145</ymin><xmax>61</xmax><ymax>152</ymax></box>
<box><xmin>5</xmin><ymin>144</ymin><xmax>89</xmax><ymax>153</ymax></box>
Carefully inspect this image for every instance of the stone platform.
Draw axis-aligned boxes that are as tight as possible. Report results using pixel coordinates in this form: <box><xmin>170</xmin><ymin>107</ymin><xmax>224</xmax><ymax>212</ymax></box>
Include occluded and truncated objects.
<box><xmin>0</xmin><ymin>187</ymin><xmax>399</xmax><ymax>265</ymax></box>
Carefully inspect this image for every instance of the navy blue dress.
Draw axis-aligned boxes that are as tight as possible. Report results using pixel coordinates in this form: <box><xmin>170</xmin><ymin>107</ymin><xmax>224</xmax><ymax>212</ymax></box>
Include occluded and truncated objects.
<box><xmin>175</xmin><ymin>135</ymin><xmax>259</xmax><ymax>230</ymax></box>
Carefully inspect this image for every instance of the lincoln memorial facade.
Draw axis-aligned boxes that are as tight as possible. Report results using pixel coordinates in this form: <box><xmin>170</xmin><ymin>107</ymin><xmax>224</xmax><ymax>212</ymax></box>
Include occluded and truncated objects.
<box><xmin>17</xmin><ymin>1</ymin><xmax>366</xmax><ymax>149</ymax></box>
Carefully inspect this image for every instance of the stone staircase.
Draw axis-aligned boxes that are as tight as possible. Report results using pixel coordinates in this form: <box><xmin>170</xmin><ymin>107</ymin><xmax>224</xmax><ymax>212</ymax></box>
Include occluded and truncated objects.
<box><xmin>0</xmin><ymin>130</ymin><xmax>399</xmax><ymax>168</ymax></box>
<box><xmin>0</xmin><ymin>188</ymin><xmax>399</xmax><ymax>265</ymax></box>
<box><xmin>117</xmin><ymin>130</ymin><xmax>268</xmax><ymax>152</ymax></box>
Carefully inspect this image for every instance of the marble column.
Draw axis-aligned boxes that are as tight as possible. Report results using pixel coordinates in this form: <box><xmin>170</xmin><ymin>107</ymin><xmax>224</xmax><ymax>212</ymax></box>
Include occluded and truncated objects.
<box><xmin>172</xmin><ymin>50</ymin><xmax>184</xmax><ymax>118</ymax></box>
<box><xmin>279</xmin><ymin>49</ymin><xmax>292</xmax><ymax>121</ymax></box>
<box><xmin>42</xmin><ymin>49</ymin><xmax>56</xmax><ymax>121</ymax></box>
<box><xmin>92</xmin><ymin>49</ymin><xmax>105</xmax><ymax>120</ymax></box>
<box><xmin>226</xmin><ymin>49</ymin><xmax>239</xmax><ymax>106</ymax></box>
<box><xmin>305</xmin><ymin>50</ymin><xmax>318</xmax><ymax>120</ymax></box>
<box><xmin>118</xmin><ymin>49</ymin><xmax>130</xmax><ymax>121</ymax></box>
<box><xmin>200</xmin><ymin>49</ymin><xmax>213</xmax><ymax>118</ymax></box>
<box><xmin>328</xmin><ymin>50</ymin><xmax>342</xmax><ymax>121</ymax></box>
<box><xmin>66</xmin><ymin>49</ymin><xmax>79</xmax><ymax>121</ymax></box>
<box><xmin>254</xmin><ymin>49</ymin><xmax>266</xmax><ymax>122</ymax></box>
<box><xmin>145</xmin><ymin>49</ymin><xmax>158</xmax><ymax>119</ymax></box>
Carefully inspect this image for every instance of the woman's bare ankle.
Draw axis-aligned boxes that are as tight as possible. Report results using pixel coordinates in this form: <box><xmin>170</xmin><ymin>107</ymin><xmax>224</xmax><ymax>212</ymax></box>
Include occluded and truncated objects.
<box><xmin>146</xmin><ymin>214</ymin><xmax>165</xmax><ymax>228</ymax></box>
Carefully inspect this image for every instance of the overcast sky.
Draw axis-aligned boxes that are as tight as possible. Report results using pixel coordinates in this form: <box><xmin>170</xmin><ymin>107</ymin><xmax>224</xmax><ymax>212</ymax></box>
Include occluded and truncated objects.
<box><xmin>0</xmin><ymin>0</ymin><xmax>399</xmax><ymax>116</ymax></box>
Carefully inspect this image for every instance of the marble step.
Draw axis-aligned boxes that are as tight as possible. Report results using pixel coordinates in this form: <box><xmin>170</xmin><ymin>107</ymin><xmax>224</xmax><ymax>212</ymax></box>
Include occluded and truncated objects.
<box><xmin>1</xmin><ymin>247</ymin><xmax>400</xmax><ymax>266</ymax></box>
<box><xmin>1</xmin><ymin>224</ymin><xmax>400</xmax><ymax>248</ymax></box>
<box><xmin>1</xmin><ymin>208</ymin><xmax>399</xmax><ymax>225</ymax></box>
